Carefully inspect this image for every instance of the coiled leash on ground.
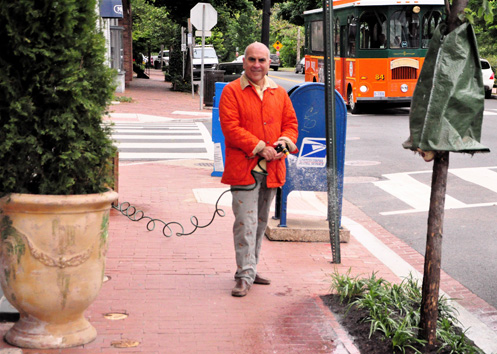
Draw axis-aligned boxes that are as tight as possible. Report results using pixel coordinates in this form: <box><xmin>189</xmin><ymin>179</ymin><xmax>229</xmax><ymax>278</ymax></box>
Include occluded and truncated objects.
<box><xmin>112</xmin><ymin>144</ymin><xmax>289</xmax><ymax>237</ymax></box>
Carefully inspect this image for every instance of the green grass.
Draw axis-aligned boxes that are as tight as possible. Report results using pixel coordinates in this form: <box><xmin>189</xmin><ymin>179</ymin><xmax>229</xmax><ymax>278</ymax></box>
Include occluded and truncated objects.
<box><xmin>113</xmin><ymin>95</ymin><xmax>133</xmax><ymax>103</ymax></box>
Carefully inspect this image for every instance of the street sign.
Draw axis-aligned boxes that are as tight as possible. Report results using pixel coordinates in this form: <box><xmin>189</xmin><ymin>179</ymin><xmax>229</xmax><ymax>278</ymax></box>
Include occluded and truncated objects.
<box><xmin>190</xmin><ymin>3</ymin><xmax>217</xmax><ymax>31</ymax></box>
<box><xmin>273</xmin><ymin>41</ymin><xmax>283</xmax><ymax>51</ymax></box>
<box><xmin>195</xmin><ymin>30</ymin><xmax>212</xmax><ymax>37</ymax></box>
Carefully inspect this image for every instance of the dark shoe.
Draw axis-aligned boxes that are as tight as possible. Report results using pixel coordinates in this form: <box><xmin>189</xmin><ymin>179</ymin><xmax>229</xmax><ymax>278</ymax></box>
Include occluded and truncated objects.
<box><xmin>254</xmin><ymin>274</ymin><xmax>271</xmax><ymax>285</ymax></box>
<box><xmin>232</xmin><ymin>278</ymin><xmax>251</xmax><ymax>297</ymax></box>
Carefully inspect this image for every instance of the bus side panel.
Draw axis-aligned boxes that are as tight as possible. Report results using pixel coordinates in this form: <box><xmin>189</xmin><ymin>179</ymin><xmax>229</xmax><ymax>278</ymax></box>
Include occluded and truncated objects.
<box><xmin>344</xmin><ymin>58</ymin><xmax>357</xmax><ymax>104</ymax></box>
<box><xmin>335</xmin><ymin>57</ymin><xmax>346</xmax><ymax>100</ymax></box>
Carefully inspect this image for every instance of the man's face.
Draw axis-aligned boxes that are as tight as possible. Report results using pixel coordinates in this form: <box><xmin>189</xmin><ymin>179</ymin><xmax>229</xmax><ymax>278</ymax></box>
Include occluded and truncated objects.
<box><xmin>243</xmin><ymin>44</ymin><xmax>271</xmax><ymax>86</ymax></box>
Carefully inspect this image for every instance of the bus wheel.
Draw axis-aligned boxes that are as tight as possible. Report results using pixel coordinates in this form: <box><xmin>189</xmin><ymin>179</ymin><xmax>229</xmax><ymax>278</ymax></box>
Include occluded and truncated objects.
<box><xmin>348</xmin><ymin>89</ymin><xmax>361</xmax><ymax>114</ymax></box>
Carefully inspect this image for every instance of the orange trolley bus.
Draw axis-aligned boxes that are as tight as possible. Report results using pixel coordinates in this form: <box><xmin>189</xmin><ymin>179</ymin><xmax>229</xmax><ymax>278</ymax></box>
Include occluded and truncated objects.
<box><xmin>304</xmin><ymin>0</ymin><xmax>445</xmax><ymax>113</ymax></box>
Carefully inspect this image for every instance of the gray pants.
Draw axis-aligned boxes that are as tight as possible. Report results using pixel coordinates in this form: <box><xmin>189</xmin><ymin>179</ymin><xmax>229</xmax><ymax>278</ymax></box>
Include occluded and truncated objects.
<box><xmin>231</xmin><ymin>172</ymin><xmax>276</xmax><ymax>285</ymax></box>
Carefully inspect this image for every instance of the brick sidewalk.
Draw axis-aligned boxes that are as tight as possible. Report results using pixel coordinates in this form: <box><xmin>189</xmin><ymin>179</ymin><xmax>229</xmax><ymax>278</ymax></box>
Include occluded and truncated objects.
<box><xmin>0</xmin><ymin>71</ymin><xmax>495</xmax><ymax>353</ymax></box>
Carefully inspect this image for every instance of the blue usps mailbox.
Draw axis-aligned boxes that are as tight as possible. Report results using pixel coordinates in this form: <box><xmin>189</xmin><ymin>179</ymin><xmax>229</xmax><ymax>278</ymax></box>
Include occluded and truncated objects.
<box><xmin>274</xmin><ymin>83</ymin><xmax>347</xmax><ymax>227</ymax></box>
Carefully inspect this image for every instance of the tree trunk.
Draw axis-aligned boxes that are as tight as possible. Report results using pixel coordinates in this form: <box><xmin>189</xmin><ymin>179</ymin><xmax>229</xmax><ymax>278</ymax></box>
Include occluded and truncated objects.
<box><xmin>420</xmin><ymin>152</ymin><xmax>449</xmax><ymax>345</ymax></box>
<box><xmin>418</xmin><ymin>1</ymin><xmax>469</xmax><ymax>345</ymax></box>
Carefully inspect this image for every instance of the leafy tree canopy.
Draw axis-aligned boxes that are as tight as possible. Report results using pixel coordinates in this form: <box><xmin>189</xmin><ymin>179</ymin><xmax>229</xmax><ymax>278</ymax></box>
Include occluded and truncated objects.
<box><xmin>277</xmin><ymin>0</ymin><xmax>321</xmax><ymax>26</ymax></box>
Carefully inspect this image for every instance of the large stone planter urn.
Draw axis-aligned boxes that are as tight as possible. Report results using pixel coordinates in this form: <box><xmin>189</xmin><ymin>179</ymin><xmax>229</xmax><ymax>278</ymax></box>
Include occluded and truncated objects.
<box><xmin>0</xmin><ymin>190</ymin><xmax>118</xmax><ymax>349</ymax></box>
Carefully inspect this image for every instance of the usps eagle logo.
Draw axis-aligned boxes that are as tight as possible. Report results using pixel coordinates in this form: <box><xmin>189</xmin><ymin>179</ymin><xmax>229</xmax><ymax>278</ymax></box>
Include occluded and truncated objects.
<box><xmin>296</xmin><ymin>137</ymin><xmax>327</xmax><ymax>168</ymax></box>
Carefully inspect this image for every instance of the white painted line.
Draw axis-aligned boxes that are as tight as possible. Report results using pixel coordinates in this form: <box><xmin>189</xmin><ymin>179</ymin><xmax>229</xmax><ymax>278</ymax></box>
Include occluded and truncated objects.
<box><xmin>112</xmin><ymin>129</ymin><xmax>199</xmax><ymax>134</ymax></box>
<box><xmin>197</xmin><ymin>122</ymin><xmax>214</xmax><ymax>160</ymax></box>
<box><xmin>118</xmin><ymin>152</ymin><xmax>212</xmax><ymax>160</ymax></box>
<box><xmin>380</xmin><ymin>201</ymin><xmax>497</xmax><ymax>215</ymax></box>
<box><xmin>116</xmin><ymin>143</ymin><xmax>207</xmax><ymax>149</ymax></box>
<box><xmin>172</xmin><ymin>111</ymin><xmax>212</xmax><ymax>117</ymax></box>
<box><xmin>374</xmin><ymin>173</ymin><xmax>466</xmax><ymax>211</ymax></box>
<box><xmin>450</xmin><ymin>167</ymin><xmax>497</xmax><ymax>193</ymax></box>
<box><xmin>107</xmin><ymin>113</ymin><xmax>175</xmax><ymax>121</ymax></box>
<box><xmin>112</xmin><ymin>135</ymin><xmax>202</xmax><ymax>140</ymax></box>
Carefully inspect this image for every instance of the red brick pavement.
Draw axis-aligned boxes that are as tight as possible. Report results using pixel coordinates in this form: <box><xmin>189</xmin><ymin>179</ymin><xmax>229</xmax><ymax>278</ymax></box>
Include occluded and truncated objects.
<box><xmin>0</xmin><ymin>70</ymin><xmax>495</xmax><ymax>353</ymax></box>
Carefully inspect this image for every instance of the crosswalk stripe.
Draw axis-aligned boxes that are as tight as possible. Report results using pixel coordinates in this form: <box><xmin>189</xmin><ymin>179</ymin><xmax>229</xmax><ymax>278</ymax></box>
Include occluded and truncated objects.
<box><xmin>110</xmin><ymin>121</ymin><xmax>213</xmax><ymax>161</ymax></box>
<box><xmin>450</xmin><ymin>167</ymin><xmax>497</xmax><ymax>193</ymax></box>
<box><xmin>373</xmin><ymin>167</ymin><xmax>497</xmax><ymax>215</ymax></box>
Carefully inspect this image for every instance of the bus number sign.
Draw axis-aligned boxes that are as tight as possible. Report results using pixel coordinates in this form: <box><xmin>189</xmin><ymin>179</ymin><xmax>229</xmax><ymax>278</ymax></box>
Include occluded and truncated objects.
<box><xmin>375</xmin><ymin>74</ymin><xmax>385</xmax><ymax>80</ymax></box>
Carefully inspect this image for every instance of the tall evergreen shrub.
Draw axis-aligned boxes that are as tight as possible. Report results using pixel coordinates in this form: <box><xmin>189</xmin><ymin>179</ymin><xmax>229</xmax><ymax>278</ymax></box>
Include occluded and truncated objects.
<box><xmin>0</xmin><ymin>0</ymin><xmax>117</xmax><ymax>195</ymax></box>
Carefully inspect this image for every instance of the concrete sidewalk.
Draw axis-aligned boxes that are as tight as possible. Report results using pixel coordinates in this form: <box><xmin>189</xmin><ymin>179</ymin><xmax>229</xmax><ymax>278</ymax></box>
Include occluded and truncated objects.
<box><xmin>0</xmin><ymin>70</ymin><xmax>496</xmax><ymax>353</ymax></box>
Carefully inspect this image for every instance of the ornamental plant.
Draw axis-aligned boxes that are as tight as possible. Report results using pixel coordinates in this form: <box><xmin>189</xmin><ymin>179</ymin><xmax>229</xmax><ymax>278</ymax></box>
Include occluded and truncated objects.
<box><xmin>0</xmin><ymin>0</ymin><xmax>117</xmax><ymax>196</ymax></box>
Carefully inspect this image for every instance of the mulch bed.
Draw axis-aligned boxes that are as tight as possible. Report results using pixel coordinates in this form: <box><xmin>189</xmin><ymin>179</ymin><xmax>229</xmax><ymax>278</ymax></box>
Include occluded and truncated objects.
<box><xmin>321</xmin><ymin>294</ymin><xmax>479</xmax><ymax>354</ymax></box>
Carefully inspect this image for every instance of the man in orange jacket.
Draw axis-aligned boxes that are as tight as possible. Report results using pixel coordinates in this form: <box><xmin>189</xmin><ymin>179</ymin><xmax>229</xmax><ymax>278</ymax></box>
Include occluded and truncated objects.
<box><xmin>219</xmin><ymin>42</ymin><xmax>298</xmax><ymax>297</ymax></box>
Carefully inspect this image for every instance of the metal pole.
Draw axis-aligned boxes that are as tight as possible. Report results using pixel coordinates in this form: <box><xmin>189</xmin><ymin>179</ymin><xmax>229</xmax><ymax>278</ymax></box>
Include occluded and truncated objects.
<box><xmin>200</xmin><ymin>4</ymin><xmax>206</xmax><ymax>109</ymax></box>
<box><xmin>261</xmin><ymin>0</ymin><xmax>271</xmax><ymax>47</ymax></box>
<box><xmin>323</xmin><ymin>0</ymin><xmax>340</xmax><ymax>263</ymax></box>
<box><xmin>189</xmin><ymin>19</ymin><xmax>194</xmax><ymax>99</ymax></box>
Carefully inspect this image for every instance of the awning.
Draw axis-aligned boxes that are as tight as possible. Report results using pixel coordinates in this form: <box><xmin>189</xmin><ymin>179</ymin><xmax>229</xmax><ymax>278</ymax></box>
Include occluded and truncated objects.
<box><xmin>100</xmin><ymin>0</ymin><xmax>123</xmax><ymax>18</ymax></box>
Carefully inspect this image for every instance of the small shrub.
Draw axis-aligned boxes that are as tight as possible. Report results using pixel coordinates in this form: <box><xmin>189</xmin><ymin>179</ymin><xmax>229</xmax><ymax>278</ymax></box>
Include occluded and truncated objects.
<box><xmin>328</xmin><ymin>271</ymin><xmax>484</xmax><ymax>353</ymax></box>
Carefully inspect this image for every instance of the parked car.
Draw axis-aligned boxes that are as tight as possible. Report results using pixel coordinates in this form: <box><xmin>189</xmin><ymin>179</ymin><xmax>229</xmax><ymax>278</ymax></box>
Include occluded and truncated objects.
<box><xmin>295</xmin><ymin>57</ymin><xmax>305</xmax><ymax>74</ymax></box>
<box><xmin>217</xmin><ymin>62</ymin><xmax>244</xmax><ymax>82</ymax></box>
<box><xmin>481</xmin><ymin>58</ymin><xmax>494</xmax><ymax>99</ymax></box>
<box><xmin>192</xmin><ymin>45</ymin><xmax>219</xmax><ymax>79</ymax></box>
<box><xmin>158</xmin><ymin>50</ymin><xmax>169</xmax><ymax>66</ymax></box>
<box><xmin>270</xmin><ymin>53</ymin><xmax>280</xmax><ymax>71</ymax></box>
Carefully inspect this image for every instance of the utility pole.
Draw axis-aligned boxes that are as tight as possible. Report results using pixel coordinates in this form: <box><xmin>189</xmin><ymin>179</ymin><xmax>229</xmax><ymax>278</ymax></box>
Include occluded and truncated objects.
<box><xmin>261</xmin><ymin>0</ymin><xmax>271</xmax><ymax>47</ymax></box>
<box><xmin>296</xmin><ymin>27</ymin><xmax>301</xmax><ymax>63</ymax></box>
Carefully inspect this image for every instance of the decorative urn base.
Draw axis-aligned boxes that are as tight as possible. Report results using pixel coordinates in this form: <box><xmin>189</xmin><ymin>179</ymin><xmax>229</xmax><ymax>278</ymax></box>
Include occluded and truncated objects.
<box><xmin>0</xmin><ymin>190</ymin><xmax>118</xmax><ymax>349</ymax></box>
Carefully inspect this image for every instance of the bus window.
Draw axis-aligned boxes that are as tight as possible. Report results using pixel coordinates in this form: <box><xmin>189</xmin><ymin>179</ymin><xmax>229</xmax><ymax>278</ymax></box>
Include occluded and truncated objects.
<box><xmin>347</xmin><ymin>17</ymin><xmax>357</xmax><ymax>56</ymax></box>
<box><xmin>359</xmin><ymin>11</ymin><xmax>387</xmax><ymax>49</ymax></box>
<box><xmin>390</xmin><ymin>9</ymin><xmax>420</xmax><ymax>49</ymax></box>
<box><xmin>422</xmin><ymin>11</ymin><xmax>442</xmax><ymax>48</ymax></box>
<box><xmin>334</xmin><ymin>18</ymin><xmax>340</xmax><ymax>56</ymax></box>
<box><xmin>311</xmin><ymin>20</ymin><xmax>324</xmax><ymax>54</ymax></box>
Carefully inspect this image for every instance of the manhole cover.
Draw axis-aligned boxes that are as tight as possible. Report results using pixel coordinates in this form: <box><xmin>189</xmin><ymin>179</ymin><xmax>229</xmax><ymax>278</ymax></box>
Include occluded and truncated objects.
<box><xmin>104</xmin><ymin>312</ymin><xmax>128</xmax><ymax>320</ymax></box>
<box><xmin>345</xmin><ymin>160</ymin><xmax>381</xmax><ymax>166</ymax></box>
<box><xmin>344</xmin><ymin>176</ymin><xmax>379</xmax><ymax>184</ymax></box>
<box><xmin>111</xmin><ymin>339</ymin><xmax>140</xmax><ymax>348</ymax></box>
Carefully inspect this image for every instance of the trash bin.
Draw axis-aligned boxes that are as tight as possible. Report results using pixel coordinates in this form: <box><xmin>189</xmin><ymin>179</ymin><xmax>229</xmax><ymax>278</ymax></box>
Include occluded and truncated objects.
<box><xmin>204</xmin><ymin>70</ymin><xmax>225</xmax><ymax>107</ymax></box>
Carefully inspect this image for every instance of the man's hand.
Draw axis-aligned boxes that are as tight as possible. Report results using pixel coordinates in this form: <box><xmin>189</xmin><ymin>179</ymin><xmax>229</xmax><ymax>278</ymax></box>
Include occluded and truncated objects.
<box><xmin>258</xmin><ymin>142</ymin><xmax>288</xmax><ymax>161</ymax></box>
<box><xmin>258</xmin><ymin>146</ymin><xmax>277</xmax><ymax>161</ymax></box>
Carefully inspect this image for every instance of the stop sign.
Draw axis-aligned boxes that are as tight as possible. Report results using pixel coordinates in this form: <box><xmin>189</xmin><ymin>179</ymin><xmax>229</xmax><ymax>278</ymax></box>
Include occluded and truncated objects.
<box><xmin>190</xmin><ymin>3</ymin><xmax>217</xmax><ymax>31</ymax></box>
